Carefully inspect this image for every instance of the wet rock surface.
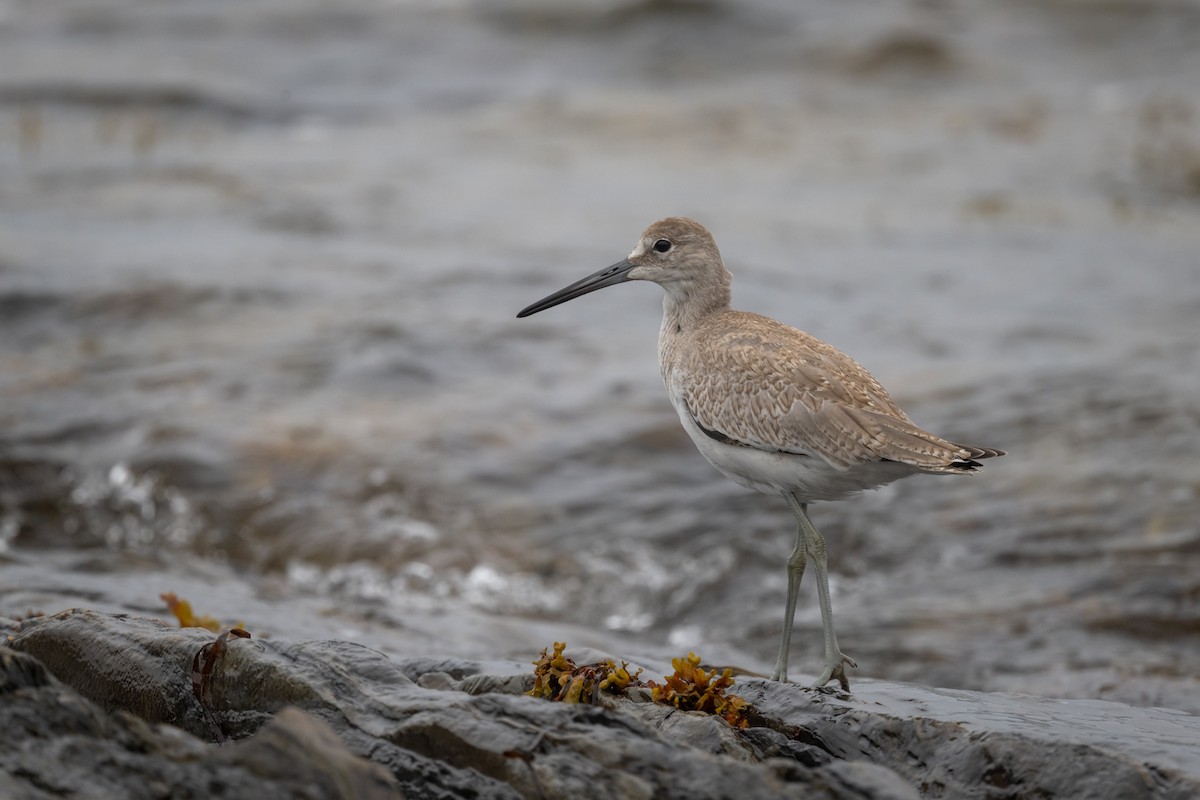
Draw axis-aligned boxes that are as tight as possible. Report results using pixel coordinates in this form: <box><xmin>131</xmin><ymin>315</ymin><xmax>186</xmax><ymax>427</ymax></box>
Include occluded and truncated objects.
<box><xmin>5</xmin><ymin>609</ymin><xmax>1198</xmax><ymax>800</ymax></box>
<box><xmin>0</xmin><ymin>645</ymin><xmax>398</xmax><ymax>800</ymax></box>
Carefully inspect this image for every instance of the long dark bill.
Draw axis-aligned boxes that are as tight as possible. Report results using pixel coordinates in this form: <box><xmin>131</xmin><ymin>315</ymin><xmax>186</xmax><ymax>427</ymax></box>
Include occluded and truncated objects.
<box><xmin>516</xmin><ymin>259</ymin><xmax>635</xmax><ymax>318</ymax></box>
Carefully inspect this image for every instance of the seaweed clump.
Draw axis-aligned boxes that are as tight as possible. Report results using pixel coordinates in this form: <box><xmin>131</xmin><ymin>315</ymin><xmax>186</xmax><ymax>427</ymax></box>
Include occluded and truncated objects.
<box><xmin>529</xmin><ymin>641</ymin><xmax>644</xmax><ymax>704</ymax></box>
<box><xmin>191</xmin><ymin>626</ymin><xmax>252</xmax><ymax>742</ymax></box>
<box><xmin>161</xmin><ymin>592</ymin><xmax>222</xmax><ymax>632</ymax></box>
<box><xmin>647</xmin><ymin>652</ymin><xmax>751</xmax><ymax>729</ymax></box>
<box><xmin>528</xmin><ymin>643</ymin><xmax>752</xmax><ymax>729</ymax></box>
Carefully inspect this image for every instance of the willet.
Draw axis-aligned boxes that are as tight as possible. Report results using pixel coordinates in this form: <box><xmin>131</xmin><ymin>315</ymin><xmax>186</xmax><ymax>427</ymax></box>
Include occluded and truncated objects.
<box><xmin>517</xmin><ymin>217</ymin><xmax>1003</xmax><ymax>690</ymax></box>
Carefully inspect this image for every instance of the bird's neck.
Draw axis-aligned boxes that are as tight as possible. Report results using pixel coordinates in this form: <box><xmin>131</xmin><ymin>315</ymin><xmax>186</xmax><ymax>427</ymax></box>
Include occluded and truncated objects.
<box><xmin>660</xmin><ymin>280</ymin><xmax>731</xmax><ymax>337</ymax></box>
<box><xmin>658</xmin><ymin>282</ymin><xmax>730</xmax><ymax>386</ymax></box>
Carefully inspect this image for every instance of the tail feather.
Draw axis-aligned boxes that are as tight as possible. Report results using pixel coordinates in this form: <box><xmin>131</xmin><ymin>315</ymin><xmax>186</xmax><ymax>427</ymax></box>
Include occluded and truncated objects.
<box><xmin>944</xmin><ymin>442</ymin><xmax>1005</xmax><ymax>472</ymax></box>
<box><xmin>861</xmin><ymin>409</ymin><xmax>1005</xmax><ymax>473</ymax></box>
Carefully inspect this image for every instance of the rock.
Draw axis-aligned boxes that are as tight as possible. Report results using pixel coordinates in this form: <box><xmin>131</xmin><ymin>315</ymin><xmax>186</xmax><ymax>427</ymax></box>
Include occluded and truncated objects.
<box><xmin>219</xmin><ymin>707</ymin><xmax>401</xmax><ymax>799</ymax></box>
<box><xmin>6</xmin><ymin>608</ymin><xmax>1199</xmax><ymax>800</ymax></box>
<box><xmin>2</xmin><ymin>609</ymin><xmax>905</xmax><ymax>799</ymax></box>
<box><xmin>0</xmin><ymin>648</ymin><xmax>398</xmax><ymax>800</ymax></box>
<box><xmin>736</xmin><ymin>679</ymin><xmax>1200</xmax><ymax>800</ymax></box>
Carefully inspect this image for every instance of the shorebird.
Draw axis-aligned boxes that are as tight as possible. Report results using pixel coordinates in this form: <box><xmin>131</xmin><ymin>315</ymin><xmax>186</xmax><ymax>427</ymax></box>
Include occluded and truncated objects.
<box><xmin>517</xmin><ymin>217</ymin><xmax>1003</xmax><ymax>690</ymax></box>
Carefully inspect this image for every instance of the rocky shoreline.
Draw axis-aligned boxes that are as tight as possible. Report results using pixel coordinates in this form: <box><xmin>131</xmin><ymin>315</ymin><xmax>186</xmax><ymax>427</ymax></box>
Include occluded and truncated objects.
<box><xmin>4</xmin><ymin>609</ymin><xmax>1197</xmax><ymax>800</ymax></box>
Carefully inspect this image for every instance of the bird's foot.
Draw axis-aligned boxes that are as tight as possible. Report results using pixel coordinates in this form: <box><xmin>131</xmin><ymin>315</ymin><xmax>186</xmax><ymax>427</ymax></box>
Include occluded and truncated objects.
<box><xmin>809</xmin><ymin>653</ymin><xmax>856</xmax><ymax>692</ymax></box>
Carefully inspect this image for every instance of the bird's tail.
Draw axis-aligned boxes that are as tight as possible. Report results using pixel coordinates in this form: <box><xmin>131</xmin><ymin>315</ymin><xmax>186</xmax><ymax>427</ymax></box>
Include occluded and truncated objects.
<box><xmin>864</xmin><ymin>410</ymin><xmax>1005</xmax><ymax>473</ymax></box>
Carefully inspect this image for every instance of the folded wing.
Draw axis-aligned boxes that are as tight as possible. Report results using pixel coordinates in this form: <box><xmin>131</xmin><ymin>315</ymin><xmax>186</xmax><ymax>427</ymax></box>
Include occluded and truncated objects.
<box><xmin>682</xmin><ymin>313</ymin><xmax>1003</xmax><ymax>473</ymax></box>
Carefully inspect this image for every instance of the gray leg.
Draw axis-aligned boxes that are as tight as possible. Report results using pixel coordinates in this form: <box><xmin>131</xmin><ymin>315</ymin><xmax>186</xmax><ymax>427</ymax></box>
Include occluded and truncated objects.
<box><xmin>769</xmin><ymin>508</ymin><xmax>806</xmax><ymax>682</ymax></box>
<box><xmin>783</xmin><ymin>494</ymin><xmax>857</xmax><ymax>690</ymax></box>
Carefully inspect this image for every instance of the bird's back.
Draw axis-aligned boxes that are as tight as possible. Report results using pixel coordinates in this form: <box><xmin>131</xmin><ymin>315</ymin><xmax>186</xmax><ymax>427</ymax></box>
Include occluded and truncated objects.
<box><xmin>663</xmin><ymin>309</ymin><xmax>1001</xmax><ymax>475</ymax></box>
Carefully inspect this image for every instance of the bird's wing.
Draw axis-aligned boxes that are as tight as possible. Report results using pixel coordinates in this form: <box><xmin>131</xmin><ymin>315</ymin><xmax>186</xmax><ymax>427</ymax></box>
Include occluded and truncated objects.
<box><xmin>680</xmin><ymin>313</ymin><xmax>984</xmax><ymax>471</ymax></box>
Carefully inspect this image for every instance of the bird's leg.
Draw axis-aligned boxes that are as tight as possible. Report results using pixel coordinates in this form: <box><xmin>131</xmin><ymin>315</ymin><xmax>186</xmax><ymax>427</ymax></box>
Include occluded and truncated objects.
<box><xmin>784</xmin><ymin>494</ymin><xmax>857</xmax><ymax>691</ymax></box>
<box><xmin>769</xmin><ymin>508</ymin><xmax>807</xmax><ymax>682</ymax></box>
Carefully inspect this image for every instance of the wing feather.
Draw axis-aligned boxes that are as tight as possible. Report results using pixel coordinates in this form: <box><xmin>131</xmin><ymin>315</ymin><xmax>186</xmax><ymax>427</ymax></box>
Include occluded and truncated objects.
<box><xmin>678</xmin><ymin>311</ymin><xmax>1000</xmax><ymax>472</ymax></box>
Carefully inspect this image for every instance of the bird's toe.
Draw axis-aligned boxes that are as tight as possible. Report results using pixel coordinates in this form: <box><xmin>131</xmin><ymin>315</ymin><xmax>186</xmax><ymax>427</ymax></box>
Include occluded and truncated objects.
<box><xmin>810</xmin><ymin>652</ymin><xmax>856</xmax><ymax>691</ymax></box>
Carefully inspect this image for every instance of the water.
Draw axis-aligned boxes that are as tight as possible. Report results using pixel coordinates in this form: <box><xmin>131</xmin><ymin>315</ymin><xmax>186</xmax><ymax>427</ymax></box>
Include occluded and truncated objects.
<box><xmin>2</xmin><ymin>0</ymin><xmax>1198</xmax><ymax>713</ymax></box>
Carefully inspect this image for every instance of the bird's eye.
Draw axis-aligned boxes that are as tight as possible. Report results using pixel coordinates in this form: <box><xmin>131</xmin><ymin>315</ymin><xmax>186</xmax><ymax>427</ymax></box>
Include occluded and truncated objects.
<box><xmin>653</xmin><ymin>239</ymin><xmax>672</xmax><ymax>253</ymax></box>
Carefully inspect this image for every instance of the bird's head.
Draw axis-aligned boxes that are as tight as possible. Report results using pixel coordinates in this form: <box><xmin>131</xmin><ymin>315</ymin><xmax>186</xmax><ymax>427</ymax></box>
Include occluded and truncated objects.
<box><xmin>516</xmin><ymin>216</ymin><xmax>730</xmax><ymax>318</ymax></box>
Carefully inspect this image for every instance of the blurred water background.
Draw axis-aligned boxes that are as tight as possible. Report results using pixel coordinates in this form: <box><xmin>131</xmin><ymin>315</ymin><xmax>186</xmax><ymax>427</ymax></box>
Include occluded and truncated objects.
<box><xmin>1</xmin><ymin>0</ymin><xmax>1198</xmax><ymax>712</ymax></box>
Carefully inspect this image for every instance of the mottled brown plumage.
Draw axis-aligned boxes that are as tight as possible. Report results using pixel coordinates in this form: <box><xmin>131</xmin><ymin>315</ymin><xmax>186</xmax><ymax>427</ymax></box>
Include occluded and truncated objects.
<box><xmin>676</xmin><ymin>311</ymin><xmax>1000</xmax><ymax>471</ymax></box>
<box><xmin>517</xmin><ymin>216</ymin><xmax>1004</xmax><ymax>689</ymax></box>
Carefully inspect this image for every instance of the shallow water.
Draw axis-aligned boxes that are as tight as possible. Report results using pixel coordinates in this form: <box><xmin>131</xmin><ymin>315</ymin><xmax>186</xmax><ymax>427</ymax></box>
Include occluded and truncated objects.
<box><xmin>2</xmin><ymin>0</ymin><xmax>1199</xmax><ymax>712</ymax></box>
